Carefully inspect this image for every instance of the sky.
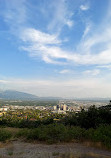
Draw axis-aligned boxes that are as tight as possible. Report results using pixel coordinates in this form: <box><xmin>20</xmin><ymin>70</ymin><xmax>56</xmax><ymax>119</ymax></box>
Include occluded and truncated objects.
<box><xmin>0</xmin><ymin>0</ymin><xmax>111</xmax><ymax>98</ymax></box>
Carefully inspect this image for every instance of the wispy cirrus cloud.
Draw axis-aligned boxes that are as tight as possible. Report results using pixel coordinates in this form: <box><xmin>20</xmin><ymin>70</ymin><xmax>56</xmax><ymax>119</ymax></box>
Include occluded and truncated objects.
<box><xmin>47</xmin><ymin>0</ymin><xmax>74</xmax><ymax>32</ymax></box>
<box><xmin>21</xmin><ymin>28</ymin><xmax>61</xmax><ymax>44</ymax></box>
<box><xmin>82</xmin><ymin>23</ymin><xmax>92</xmax><ymax>38</ymax></box>
<box><xmin>2</xmin><ymin>0</ymin><xmax>74</xmax><ymax>64</ymax></box>
<box><xmin>20</xmin><ymin>25</ymin><xmax>111</xmax><ymax>66</ymax></box>
<box><xmin>2</xmin><ymin>0</ymin><xmax>111</xmax><ymax>68</ymax></box>
<box><xmin>20</xmin><ymin>28</ymin><xmax>69</xmax><ymax>64</ymax></box>
<box><xmin>17</xmin><ymin>1</ymin><xmax>111</xmax><ymax>67</ymax></box>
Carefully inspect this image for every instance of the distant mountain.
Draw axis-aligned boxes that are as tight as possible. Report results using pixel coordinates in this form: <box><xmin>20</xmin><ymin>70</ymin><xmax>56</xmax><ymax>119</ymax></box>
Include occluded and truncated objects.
<box><xmin>0</xmin><ymin>90</ymin><xmax>61</xmax><ymax>101</ymax></box>
<box><xmin>0</xmin><ymin>90</ymin><xmax>38</xmax><ymax>100</ymax></box>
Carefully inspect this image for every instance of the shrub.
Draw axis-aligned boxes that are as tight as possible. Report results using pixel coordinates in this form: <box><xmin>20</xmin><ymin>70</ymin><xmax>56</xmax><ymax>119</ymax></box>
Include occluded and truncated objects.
<box><xmin>16</xmin><ymin>128</ymin><xmax>29</xmax><ymax>138</ymax></box>
<box><xmin>86</xmin><ymin>125</ymin><xmax>111</xmax><ymax>148</ymax></box>
<box><xmin>23</xmin><ymin>124</ymin><xmax>69</xmax><ymax>143</ymax></box>
<box><xmin>0</xmin><ymin>128</ymin><xmax>12</xmax><ymax>141</ymax></box>
<box><xmin>68</xmin><ymin>126</ymin><xmax>86</xmax><ymax>140</ymax></box>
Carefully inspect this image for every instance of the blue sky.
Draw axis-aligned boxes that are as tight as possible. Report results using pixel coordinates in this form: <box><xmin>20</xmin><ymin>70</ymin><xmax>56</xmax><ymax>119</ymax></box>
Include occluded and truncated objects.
<box><xmin>0</xmin><ymin>0</ymin><xmax>111</xmax><ymax>98</ymax></box>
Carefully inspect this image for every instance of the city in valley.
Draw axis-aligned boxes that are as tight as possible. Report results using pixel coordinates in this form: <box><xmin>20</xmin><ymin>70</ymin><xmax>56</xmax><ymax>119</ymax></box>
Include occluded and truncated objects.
<box><xmin>0</xmin><ymin>99</ymin><xmax>110</xmax><ymax>119</ymax></box>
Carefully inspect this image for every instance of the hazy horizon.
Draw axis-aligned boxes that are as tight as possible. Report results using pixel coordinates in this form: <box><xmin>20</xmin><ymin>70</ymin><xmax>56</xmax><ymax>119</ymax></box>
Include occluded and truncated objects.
<box><xmin>0</xmin><ymin>0</ymin><xmax>111</xmax><ymax>98</ymax></box>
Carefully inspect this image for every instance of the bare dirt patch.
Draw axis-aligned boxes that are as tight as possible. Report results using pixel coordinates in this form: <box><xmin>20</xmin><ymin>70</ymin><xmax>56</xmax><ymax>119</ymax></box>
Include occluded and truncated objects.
<box><xmin>0</xmin><ymin>141</ymin><xmax>111</xmax><ymax>158</ymax></box>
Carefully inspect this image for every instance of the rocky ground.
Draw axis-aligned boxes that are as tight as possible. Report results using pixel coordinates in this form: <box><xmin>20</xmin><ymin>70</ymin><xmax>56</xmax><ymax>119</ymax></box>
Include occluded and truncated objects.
<box><xmin>0</xmin><ymin>141</ymin><xmax>111</xmax><ymax>158</ymax></box>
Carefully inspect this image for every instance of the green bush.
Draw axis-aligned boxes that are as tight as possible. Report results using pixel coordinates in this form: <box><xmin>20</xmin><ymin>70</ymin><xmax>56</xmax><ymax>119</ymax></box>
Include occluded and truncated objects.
<box><xmin>17</xmin><ymin>124</ymin><xmax>86</xmax><ymax>143</ymax></box>
<box><xmin>13</xmin><ymin>124</ymin><xmax>111</xmax><ymax>148</ymax></box>
<box><xmin>15</xmin><ymin>128</ymin><xmax>29</xmax><ymax>138</ymax></box>
<box><xmin>27</xmin><ymin>128</ymin><xmax>42</xmax><ymax>140</ymax></box>
<box><xmin>0</xmin><ymin>128</ymin><xmax>12</xmax><ymax>141</ymax></box>
<box><xmin>86</xmin><ymin>125</ymin><xmax>111</xmax><ymax>148</ymax></box>
<box><xmin>68</xmin><ymin>126</ymin><xmax>86</xmax><ymax>140</ymax></box>
<box><xmin>44</xmin><ymin>124</ymin><xmax>68</xmax><ymax>142</ymax></box>
<box><xmin>26</xmin><ymin>124</ymin><xmax>69</xmax><ymax>143</ymax></box>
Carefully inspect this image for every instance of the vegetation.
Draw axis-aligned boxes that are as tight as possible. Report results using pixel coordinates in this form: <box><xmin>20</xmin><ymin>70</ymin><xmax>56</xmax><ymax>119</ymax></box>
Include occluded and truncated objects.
<box><xmin>0</xmin><ymin>105</ymin><xmax>111</xmax><ymax>148</ymax></box>
<box><xmin>15</xmin><ymin>124</ymin><xmax>111</xmax><ymax>147</ymax></box>
<box><xmin>0</xmin><ymin>128</ymin><xmax>12</xmax><ymax>141</ymax></box>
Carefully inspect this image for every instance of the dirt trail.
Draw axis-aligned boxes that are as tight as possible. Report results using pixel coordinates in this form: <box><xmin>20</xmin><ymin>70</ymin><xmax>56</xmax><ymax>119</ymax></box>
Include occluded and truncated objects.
<box><xmin>0</xmin><ymin>141</ymin><xmax>111</xmax><ymax>158</ymax></box>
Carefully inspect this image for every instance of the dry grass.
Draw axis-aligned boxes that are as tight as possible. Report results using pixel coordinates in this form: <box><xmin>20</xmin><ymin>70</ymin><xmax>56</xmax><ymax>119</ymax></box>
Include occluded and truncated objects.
<box><xmin>58</xmin><ymin>152</ymin><xmax>111</xmax><ymax>158</ymax></box>
<box><xmin>4</xmin><ymin>127</ymin><xmax>20</xmax><ymax>134</ymax></box>
<box><xmin>83</xmin><ymin>141</ymin><xmax>109</xmax><ymax>151</ymax></box>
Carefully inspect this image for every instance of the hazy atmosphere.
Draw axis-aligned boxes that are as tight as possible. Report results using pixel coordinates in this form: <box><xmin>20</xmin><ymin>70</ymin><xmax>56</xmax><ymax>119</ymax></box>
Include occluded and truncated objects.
<box><xmin>0</xmin><ymin>0</ymin><xmax>111</xmax><ymax>98</ymax></box>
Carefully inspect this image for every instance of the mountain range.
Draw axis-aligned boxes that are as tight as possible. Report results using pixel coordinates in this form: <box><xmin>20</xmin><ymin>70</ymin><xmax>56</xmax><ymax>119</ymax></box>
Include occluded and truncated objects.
<box><xmin>0</xmin><ymin>90</ymin><xmax>110</xmax><ymax>102</ymax></box>
<box><xmin>0</xmin><ymin>90</ymin><xmax>39</xmax><ymax>100</ymax></box>
<box><xmin>0</xmin><ymin>90</ymin><xmax>61</xmax><ymax>100</ymax></box>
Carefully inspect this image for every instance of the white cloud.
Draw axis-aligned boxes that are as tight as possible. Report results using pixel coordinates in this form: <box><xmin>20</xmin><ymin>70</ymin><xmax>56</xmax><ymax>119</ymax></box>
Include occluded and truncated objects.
<box><xmin>3</xmin><ymin>0</ymin><xmax>111</xmax><ymax>67</ymax></box>
<box><xmin>19</xmin><ymin>0</ymin><xmax>111</xmax><ymax>66</ymax></box>
<box><xmin>83</xmin><ymin>69</ymin><xmax>100</xmax><ymax>76</ymax></box>
<box><xmin>0</xmin><ymin>80</ymin><xmax>9</xmax><ymax>84</ymax></box>
<box><xmin>97</xmin><ymin>65</ymin><xmax>111</xmax><ymax>70</ymax></box>
<box><xmin>59</xmin><ymin>69</ymin><xmax>72</xmax><ymax>74</ymax></box>
<box><xmin>21</xmin><ymin>30</ymin><xmax>111</xmax><ymax>65</ymax></box>
<box><xmin>82</xmin><ymin>23</ymin><xmax>91</xmax><ymax>38</ymax></box>
<box><xmin>21</xmin><ymin>28</ymin><xmax>61</xmax><ymax>44</ymax></box>
<box><xmin>66</xmin><ymin>20</ymin><xmax>74</xmax><ymax>28</ymax></box>
<box><xmin>21</xmin><ymin>39</ymin><xmax>70</xmax><ymax>64</ymax></box>
<box><xmin>80</xmin><ymin>4</ymin><xmax>89</xmax><ymax>11</ymax></box>
<box><xmin>47</xmin><ymin>0</ymin><xmax>74</xmax><ymax>32</ymax></box>
<box><xmin>71</xmin><ymin>49</ymin><xmax>111</xmax><ymax>65</ymax></box>
<box><xmin>81</xmin><ymin>28</ymin><xmax>111</xmax><ymax>54</ymax></box>
<box><xmin>20</xmin><ymin>27</ymin><xmax>72</xmax><ymax>64</ymax></box>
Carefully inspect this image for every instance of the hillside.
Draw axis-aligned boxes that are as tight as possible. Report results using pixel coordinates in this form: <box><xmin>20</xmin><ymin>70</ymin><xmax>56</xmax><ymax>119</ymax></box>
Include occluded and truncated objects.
<box><xmin>0</xmin><ymin>90</ymin><xmax>38</xmax><ymax>100</ymax></box>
